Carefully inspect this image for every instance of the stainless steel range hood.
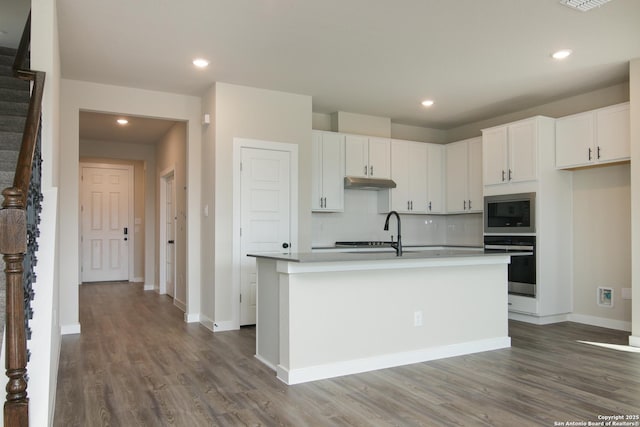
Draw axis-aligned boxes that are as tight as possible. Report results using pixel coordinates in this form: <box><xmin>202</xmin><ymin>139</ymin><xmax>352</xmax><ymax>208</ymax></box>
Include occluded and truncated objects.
<box><xmin>344</xmin><ymin>176</ymin><xmax>397</xmax><ymax>190</ymax></box>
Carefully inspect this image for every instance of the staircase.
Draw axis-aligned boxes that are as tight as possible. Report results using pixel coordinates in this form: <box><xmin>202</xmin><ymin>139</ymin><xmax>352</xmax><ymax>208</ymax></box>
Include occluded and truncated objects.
<box><xmin>0</xmin><ymin>45</ymin><xmax>29</xmax><ymax>334</ymax></box>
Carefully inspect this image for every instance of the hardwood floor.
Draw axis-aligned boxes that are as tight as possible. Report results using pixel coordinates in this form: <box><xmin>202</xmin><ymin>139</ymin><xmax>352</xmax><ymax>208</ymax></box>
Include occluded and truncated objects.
<box><xmin>54</xmin><ymin>282</ymin><xmax>640</xmax><ymax>427</ymax></box>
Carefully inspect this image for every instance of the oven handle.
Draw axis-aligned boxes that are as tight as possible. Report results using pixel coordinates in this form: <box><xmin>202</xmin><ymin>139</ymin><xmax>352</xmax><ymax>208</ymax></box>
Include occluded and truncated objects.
<box><xmin>485</xmin><ymin>245</ymin><xmax>534</xmax><ymax>251</ymax></box>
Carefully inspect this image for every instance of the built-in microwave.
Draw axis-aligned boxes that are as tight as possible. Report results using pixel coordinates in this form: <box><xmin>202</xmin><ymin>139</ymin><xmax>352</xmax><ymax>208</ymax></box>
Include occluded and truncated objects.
<box><xmin>484</xmin><ymin>192</ymin><xmax>535</xmax><ymax>234</ymax></box>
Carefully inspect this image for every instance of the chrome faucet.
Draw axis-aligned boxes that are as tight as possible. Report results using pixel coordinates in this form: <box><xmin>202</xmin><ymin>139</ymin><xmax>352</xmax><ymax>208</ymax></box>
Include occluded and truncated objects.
<box><xmin>384</xmin><ymin>210</ymin><xmax>402</xmax><ymax>256</ymax></box>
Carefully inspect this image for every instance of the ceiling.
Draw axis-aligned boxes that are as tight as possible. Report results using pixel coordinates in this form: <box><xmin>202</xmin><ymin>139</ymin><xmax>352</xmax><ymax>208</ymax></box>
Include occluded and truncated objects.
<box><xmin>6</xmin><ymin>0</ymin><xmax>640</xmax><ymax>138</ymax></box>
<box><xmin>78</xmin><ymin>112</ymin><xmax>178</xmax><ymax>145</ymax></box>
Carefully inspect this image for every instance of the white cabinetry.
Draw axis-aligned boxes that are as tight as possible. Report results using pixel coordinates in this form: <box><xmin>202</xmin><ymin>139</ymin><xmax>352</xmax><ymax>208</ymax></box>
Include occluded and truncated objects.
<box><xmin>312</xmin><ymin>131</ymin><xmax>344</xmax><ymax>212</ymax></box>
<box><xmin>483</xmin><ymin>118</ymin><xmax>538</xmax><ymax>186</ymax></box>
<box><xmin>445</xmin><ymin>137</ymin><xmax>482</xmax><ymax>213</ymax></box>
<box><xmin>555</xmin><ymin>102</ymin><xmax>630</xmax><ymax>169</ymax></box>
<box><xmin>426</xmin><ymin>143</ymin><xmax>445</xmax><ymax>213</ymax></box>
<box><xmin>345</xmin><ymin>135</ymin><xmax>391</xmax><ymax>179</ymax></box>
<box><xmin>389</xmin><ymin>140</ymin><xmax>427</xmax><ymax>213</ymax></box>
<box><xmin>379</xmin><ymin>140</ymin><xmax>444</xmax><ymax>214</ymax></box>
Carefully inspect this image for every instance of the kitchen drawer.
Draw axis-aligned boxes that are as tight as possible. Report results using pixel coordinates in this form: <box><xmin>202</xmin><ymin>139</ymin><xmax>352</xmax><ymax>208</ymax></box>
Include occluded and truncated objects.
<box><xmin>508</xmin><ymin>294</ymin><xmax>538</xmax><ymax>314</ymax></box>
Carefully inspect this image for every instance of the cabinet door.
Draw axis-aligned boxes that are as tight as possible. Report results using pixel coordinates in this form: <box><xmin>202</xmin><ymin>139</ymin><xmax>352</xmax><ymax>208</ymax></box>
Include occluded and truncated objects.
<box><xmin>555</xmin><ymin>112</ymin><xmax>594</xmax><ymax>168</ymax></box>
<box><xmin>508</xmin><ymin>120</ymin><xmax>537</xmax><ymax>182</ymax></box>
<box><xmin>596</xmin><ymin>103</ymin><xmax>630</xmax><ymax>163</ymax></box>
<box><xmin>368</xmin><ymin>137</ymin><xmax>391</xmax><ymax>178</ymax></box>
<box><xmin>321</xmin><ymin>133</ymin><xmax>345</xmax><ymax>211</ymax></box>
<box><xmin>390</xmin><ymin>140</ymin><xmax>411</xmax><ymax>213</ymax></box>
<box><xmin>408</xmin><ymin>142</ymin><xmax>428</xmax><ymax>213</ymax></box>
<box><xmin>311</xmin><ymin>132</ymin><xmax>324</xmax><ymax>210</ymax></box>
<box><xmin>467</xmin><ymin>138</ymin><xmax>483</xmax><ymax>212</ymax></box>
<box><xmin>345</xmin><ymin>135</ymin><xmax>369</xmax><ymax>177</ymax></box>
<box><xmin>445</xmin><ymin>141</ymin><xmax>468</xmax><ymax>213</ymax></box>
<box><xmin>426</xmin><ymin>144</ymin><xmax>444</xmax><ymax>213</ymax></box>
<box><xmin>482</xmin><ymin>127</ymin><xmax>508</xmax><ymax>185</ymax></box>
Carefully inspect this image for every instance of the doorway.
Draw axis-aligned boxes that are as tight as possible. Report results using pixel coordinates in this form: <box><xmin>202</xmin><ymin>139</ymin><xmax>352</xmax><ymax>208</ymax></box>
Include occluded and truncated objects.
<box><xmin>159</xmin><ymin>168</ymin><xmax>177</xmax><ymax>297</ymax></box>
<box><xmin>233</xmin><ymin>138</ymin><xmax>299</xmax><ymax>328</ymax></box>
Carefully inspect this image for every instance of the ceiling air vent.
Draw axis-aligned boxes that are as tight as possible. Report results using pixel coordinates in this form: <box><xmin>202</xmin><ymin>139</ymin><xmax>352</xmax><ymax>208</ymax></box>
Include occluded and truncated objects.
<box><xmin>560</xmin><ymin>0</ymin><xmax>613</xmax><ymax>12</ymax></box>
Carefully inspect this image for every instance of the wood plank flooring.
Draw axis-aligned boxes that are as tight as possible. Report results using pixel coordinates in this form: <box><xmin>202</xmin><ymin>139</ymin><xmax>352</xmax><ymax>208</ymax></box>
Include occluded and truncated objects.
<box><xmin>54</xmin><ymin>282</ymin><xmax>640</xmax><ymax>426</ymax></box>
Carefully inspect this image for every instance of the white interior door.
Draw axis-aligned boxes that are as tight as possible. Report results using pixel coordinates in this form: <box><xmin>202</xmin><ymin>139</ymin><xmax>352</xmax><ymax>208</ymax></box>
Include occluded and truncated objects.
<box><xmin>165</xmin><ymin>173</ymin><xmax>176</xmax><ymax>297</ymax></box>
<box><xmin>81</xmin><ymin>166</ymin><xmax>130</xmax><ymax>282</ymax></box>
<box><xmin>240</xmin><ymin>147</ymin><xmax>291</xmax><ymax>326</ymax></box>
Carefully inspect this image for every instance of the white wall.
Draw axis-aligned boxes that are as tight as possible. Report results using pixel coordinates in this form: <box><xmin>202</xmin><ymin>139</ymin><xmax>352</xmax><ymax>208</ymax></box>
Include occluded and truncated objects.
<box><xmin>156</xmin><ymin>123</ymin><xmax>188</xmax><ymax>308</ymax></box>
<box><xmin>59</xmin><ymin>80</ymin><xmax>202</xmax><ymax>333</ymax></box>
<box><xmin>447</xmin><ymin>83</ymin><xmax>630</xmax><ymax>142</ymax></box>
<box><xmin>206</xmin><ymin>82</ymin><xmax>312</xmax><ymax>330</ymax></box>
<box><xmin>28</xmin><ymin>0</ymin><xmax>61</xmax><ymax>425</ymax></box>
<box><xmin>630</xmin><ymin>59</ymin><xmax>640</xmax><ymax>346</ymax></box>
<box><xmin>571</xmin><ymin>164</ymin><xmax>631</xmax><ymax>329</ymax></box>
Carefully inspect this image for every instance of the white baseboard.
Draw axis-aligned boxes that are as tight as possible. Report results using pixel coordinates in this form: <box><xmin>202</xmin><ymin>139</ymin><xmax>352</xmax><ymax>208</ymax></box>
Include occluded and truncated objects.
<box><xmin>508</xmin><ymin>312</ymin><xmax>569</xmax><ymax>325</ymax></box>
<box><xmin>143</xmin><ymin>283</ymin><xmax>155</xmax><ymax>291</ymax></box>
<box><xmin>60</xmin><ymin>323</ymin><xmax>81</xmax><ymax>335</ymax></box>
<box><xmin>629</xmin><ymin>335</ymin><xmax>640</xmax><ymax>347</ymax></box>
<box><xmin>132</xmin><ymin>277</ymin><xmax>144</xmax><ymax>283</ymax></box>
<box><xmin>568</xmin><ymin>313</ymin><xmax>632</xmax><ymax>332</ymax></box>
<box><xmin>184</xmin><ymin>312</ymin><xmax>200</xmax><ymax>323</ymax></box>
<box><xmin>213</xmin><ymin>320</ymin><xmax>237</xmax><ymax>332</ymax></box>
<box><xmin>276</xmin><ymin>336</ymin><xmax>511</xmax><ymax>385</ymax></box>
<box><xmin>174</xmin><ymin>298</ymin><xmax>186</xmax><ymax>312</ymax></box>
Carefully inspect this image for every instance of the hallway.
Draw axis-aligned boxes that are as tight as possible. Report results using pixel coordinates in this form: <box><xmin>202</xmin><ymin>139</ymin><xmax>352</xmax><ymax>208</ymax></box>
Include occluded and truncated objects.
<box><xmin>54</xmin><ymin>283</ymin><xmax>640</xmax><ymax>426</ymax></box>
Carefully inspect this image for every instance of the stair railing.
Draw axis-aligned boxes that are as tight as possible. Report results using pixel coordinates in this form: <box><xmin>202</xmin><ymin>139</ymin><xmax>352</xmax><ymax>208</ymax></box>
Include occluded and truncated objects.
<box><xmin>0</xmin><ymin>11</ymin><xmax>45</xmax><ymax>427</ymax></box>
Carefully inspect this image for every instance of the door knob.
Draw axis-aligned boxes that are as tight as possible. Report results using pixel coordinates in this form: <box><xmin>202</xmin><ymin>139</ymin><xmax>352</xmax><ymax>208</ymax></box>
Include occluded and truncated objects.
<box><xmin>168</xmin><ymin>240</ymin><xmax>175</xmax><ymax>244</ymax></box>
<box><xmin>282</xmin><ymin>242</ymin><xmax>289</xmax><ymax>249</ymax></box>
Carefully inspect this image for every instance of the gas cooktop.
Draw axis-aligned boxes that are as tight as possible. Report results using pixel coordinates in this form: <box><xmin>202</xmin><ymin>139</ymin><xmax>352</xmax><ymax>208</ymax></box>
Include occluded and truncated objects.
<box><xmin>335</xmin><ymin>241</ymin><xmax>393</xmax><ymax>247</ymax></box>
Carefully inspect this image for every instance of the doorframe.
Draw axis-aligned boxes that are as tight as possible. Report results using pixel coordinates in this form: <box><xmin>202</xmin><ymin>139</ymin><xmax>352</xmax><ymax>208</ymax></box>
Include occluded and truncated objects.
<box><xmin>231</xmin><ymin>138</ymin><xmax>299</xmax><ymax>331</ymax></box>
<box><xmin>79</xmin><ymin>162</ymin><xmax>135</xmax><ymax>283</ymax></box>
<box><xmin>159</xmin><ymin>165</ymin><xmax>176</xmax><ymax>296</ymax></box>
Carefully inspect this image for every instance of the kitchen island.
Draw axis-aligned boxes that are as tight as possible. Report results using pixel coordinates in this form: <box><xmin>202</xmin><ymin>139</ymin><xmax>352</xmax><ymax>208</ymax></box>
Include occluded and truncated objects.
<box><xmin>249</xmin><ymin>250</ymin><xmax>517</xmax><ymax>385</ymax></box>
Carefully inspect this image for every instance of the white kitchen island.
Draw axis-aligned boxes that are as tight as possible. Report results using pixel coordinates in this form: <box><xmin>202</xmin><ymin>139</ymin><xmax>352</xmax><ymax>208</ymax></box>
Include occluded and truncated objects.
<box><xmin>249</xmin><ymin>250</ymin><xmax>516</xmax><ymax>385</ymax></box>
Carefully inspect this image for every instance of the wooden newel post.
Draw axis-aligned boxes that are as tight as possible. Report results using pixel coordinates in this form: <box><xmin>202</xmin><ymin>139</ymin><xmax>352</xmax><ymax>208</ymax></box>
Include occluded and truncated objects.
<box><xmin>1</xmin><ymin>187</ymin><xmax>29</xmax><ymax>427</ymax></box>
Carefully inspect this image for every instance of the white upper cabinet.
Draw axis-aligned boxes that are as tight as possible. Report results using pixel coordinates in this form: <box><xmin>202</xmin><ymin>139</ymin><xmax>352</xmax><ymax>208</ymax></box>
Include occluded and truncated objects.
<box><xmin>312</xmin><ymin>131</ymin><xmax>344</xmax><ymax>212</ymax></box>
<box><xmin>345</xmin><ymin>135</ymin><xmax>391</xmax><ymax>179</ymax></box>
<box><xmin>483</xmin><ymin>117</ymin><xmax>538</xmax><ymax>186</ymax></box>
<box><xmin>389</xmin><ymin>140</ymin><xmax>428</xmax><ymax>213</ymax></box>
<box><xmin>556</xmin><ymin>102</ymin><xmax>630</xmax><ymax>169</ymax></box>
<box><xmin>445</xmin><ymin>137</ymin><xmax>482</xmax><ymax>213</ymax></box>
<box><xmin>426</xmin><ymin>143</ymin><xmax>445</xmax><ymax>213</ymax></box>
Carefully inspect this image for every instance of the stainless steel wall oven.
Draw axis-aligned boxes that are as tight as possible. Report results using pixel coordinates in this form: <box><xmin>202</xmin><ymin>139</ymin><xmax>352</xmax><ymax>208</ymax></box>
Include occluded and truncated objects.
<box><xmin>484</xmin><ymin>235</ymin><xmax>536</xmax><ymax>297</ymax></box>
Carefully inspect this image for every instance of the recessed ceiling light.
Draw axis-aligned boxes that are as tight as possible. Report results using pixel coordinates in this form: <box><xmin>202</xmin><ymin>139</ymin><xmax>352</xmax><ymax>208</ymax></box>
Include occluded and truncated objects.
<box><xmin>421</xmin><ymin>100</ymin><xmax>435</xmax><ymax>107</ymax></box>
<box><xmin>116</xmin><ymin>118</ymin><xmax>128</xmax><ymax>125</ymax></box>
<box><xmin>192</xmin><ymin>58</ymin><xmax>209</xmax><ymax>68</ymax></box>
<box><xmin>552</xmin><ymin>49</ymin><xmax>573</xmax><ymax>60</ymax></box>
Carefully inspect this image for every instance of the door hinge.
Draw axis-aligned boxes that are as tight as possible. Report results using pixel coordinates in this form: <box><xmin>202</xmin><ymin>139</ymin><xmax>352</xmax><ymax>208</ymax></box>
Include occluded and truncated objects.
<box><xmin>240</xmin><ymin>293</ymin><xmax>242</xmax><ymax>303</ymax></box>
<box><xmin>240</xmin><ymin>162</ymin><xmax>243</xmax><ymax>172</ymax></box>
<box><xmin>240</xmin><ymin>227</ymin><xmax>242</xmax><ymax>237</ymax></box>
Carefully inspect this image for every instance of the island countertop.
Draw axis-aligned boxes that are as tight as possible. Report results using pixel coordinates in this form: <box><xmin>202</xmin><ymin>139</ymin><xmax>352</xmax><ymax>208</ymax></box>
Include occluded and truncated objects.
<box><xmin>247</xmin><ymin>248</ymin><xmax>530</xmax><ymax>264</ymax></box>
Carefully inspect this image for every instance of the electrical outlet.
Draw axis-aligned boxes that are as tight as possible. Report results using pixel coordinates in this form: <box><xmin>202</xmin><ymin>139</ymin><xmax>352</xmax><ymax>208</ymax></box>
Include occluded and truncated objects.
<box><xmin>414</xmin><ymin>310</ymin><xmax>423</xmax><ymax>327</ymax></box>
<box><xmin>622</xmin><ymin>288</ymin><xmax>632</xmax><ymax>300</ymax></box>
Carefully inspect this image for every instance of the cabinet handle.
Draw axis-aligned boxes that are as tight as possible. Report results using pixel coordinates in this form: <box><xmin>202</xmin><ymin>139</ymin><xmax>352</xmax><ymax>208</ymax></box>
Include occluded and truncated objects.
<box><xmin>597</xmin><ymin>146</ymin><xmax>601</xmax><ymax>159</ymax></box>
<box><xmin>464</xmin><ymin>200</ymin><xmax>467</xmax><ymax>210</ymax></box>
<box><xmin>320</xmin><ymin>197</ymin><xmax>323</xmax><ymax>208</ymax></box>
<box><xmin>502</xmin><ymin>170</ymin><xmax>505</xmax><ymax>182</ymax></box>
<box><xmin>370</xmin><ymin>165</ymin><xmax>373</xmax><ymax>176</ymax></box>
<box><xmin>428</xmin><ymin>201</ymin><xmax>432</xmax><ymax>211</ymax></box>
<box><xmin>407</xmin><ymin>201</ymin><xmax>410</xmax><ymax>210</ymax></box>
<box><xmin>508</xmin><ymin>169</ymin><xmax>512</xmax><ymax>181</ymax></box>
<box><xmin>410</xmin><ymin>200</ymin><xmax>413</xmax><ymax>210</ymax></box>
<box><xmin>468</xmin><ymin>200</ymin><xmax>472</xmax><ymax>210</ymax></box>
<box><xmin>588</xmin><ymin>147</ymin><xmax>592</xmax><ymax>161</ymax></box>
<box><xmin>364</xmin><ymin>165</ymin><xmax>368</xmax><ymax>176</ymax></box>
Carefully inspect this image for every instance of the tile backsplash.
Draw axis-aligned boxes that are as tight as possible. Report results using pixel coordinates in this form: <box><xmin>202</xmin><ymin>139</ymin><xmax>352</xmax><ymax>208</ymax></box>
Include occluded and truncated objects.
<box><xmin>312</xmin><ymin>190</ymin><xmax>482</xmax><ymax>247</ymax></box>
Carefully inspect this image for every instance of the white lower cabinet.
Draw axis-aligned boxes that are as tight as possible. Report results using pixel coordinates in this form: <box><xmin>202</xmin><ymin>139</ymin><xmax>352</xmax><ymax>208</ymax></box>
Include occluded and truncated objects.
<box><xmin>445</xmin><ymin>137</ymin><xmax>482</xmax><ymax>213</ymax></box>
<box><xmin>312</xmin><ymin>131</ymin><xmax>344</xmax><ymax>212</ymax></box>
<box><xmin>555</xmin><ymin>102</ymin><xmax>630</xmax><ymax>169</ymax></box>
